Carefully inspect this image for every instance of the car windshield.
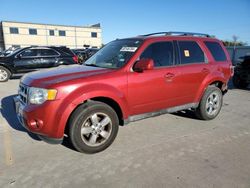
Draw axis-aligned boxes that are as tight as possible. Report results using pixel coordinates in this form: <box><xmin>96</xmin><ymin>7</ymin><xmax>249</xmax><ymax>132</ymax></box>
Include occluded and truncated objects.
<box><xmin>84</xmin><ymin>39</ymin><xmax>142</xmax><ymax>69</ymax></box>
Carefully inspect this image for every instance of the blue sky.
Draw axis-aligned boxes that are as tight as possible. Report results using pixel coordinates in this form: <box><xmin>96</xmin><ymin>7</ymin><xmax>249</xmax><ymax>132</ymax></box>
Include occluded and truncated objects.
<box><xmin>0</xmin><ymin>0</ymin><xmax>249</xmax><ymax>44</ymax></box>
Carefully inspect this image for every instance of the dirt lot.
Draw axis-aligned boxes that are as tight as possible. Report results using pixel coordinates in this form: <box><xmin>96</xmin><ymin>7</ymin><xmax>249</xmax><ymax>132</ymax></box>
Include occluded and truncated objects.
<box><xmin>0</xmin><ymin>79</ymin><xmax>250</xmax><ymax>188</ymax></box>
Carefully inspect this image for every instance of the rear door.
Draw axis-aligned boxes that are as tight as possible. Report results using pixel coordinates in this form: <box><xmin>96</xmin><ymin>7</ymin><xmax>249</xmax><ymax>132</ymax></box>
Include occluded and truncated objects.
<box><xmin>175</xmin><ymin>40</ymin><xmax>210</xmax><ymax>103</ymax></box>
<box><xmin>38</xmin><ymin>48</ymin><xmax>60</xmax><ymax>68</ymax></box>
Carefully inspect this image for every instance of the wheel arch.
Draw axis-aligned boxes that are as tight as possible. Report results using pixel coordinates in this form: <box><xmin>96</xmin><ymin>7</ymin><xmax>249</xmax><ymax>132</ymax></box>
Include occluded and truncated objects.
<box><xmin>64</xmin><ymin>96</ymin><xmax>125</xmax><ymax>137</ymax></box>
<box><xmin>0</xmin><ymin>63</ymin><xmax>13</xmax><ymax>74</ymax></box>
<box><xmin>195</xmin><ymin>76</ymin><xmax>228</xmax><ymax>102</ymax></box>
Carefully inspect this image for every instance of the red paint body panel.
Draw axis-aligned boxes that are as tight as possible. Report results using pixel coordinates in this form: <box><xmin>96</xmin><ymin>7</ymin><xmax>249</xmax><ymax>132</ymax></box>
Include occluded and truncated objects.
<box><xmin>18</xmin><ymin>35</ymin><xmax>232</xmax><ymax>139</ymax></box>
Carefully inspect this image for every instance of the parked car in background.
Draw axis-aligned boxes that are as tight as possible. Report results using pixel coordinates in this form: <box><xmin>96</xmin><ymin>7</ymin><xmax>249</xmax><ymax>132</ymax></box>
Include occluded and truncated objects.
<box><xmin>72</xmin><ymin>48</ymin><xmax>99</xmax><ymax>64</ymax></box>
<box><xmin>15</xmin><ymin>32</ymin><xmax>233</xmax><ymax>153</ymax></box>
<box><xmin>226</xmin><ymin>46</ymin><xmax>250</xmax><ymax>88</ymax></box>
<box><xmin>71</xmin><ymin>49</ymin><xmax>86</xmax><ymax>63</ymax></box>
<box><xmin>0</xmin><ymin>46</ymin><xmax>78</xmax><ymax>82</ymax></box>
<box><xmin>85</xmin><ymin>48</ymin><xmax>99</xmax><ymax>58</ymax></box>
<box><xmin>0</xmin><ymin>46</ymin><xmax>20</xmax><ymax>57</ymax></box>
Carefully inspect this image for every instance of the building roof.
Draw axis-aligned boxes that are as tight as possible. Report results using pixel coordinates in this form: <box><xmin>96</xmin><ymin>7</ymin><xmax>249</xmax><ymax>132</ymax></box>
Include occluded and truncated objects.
<box><xmin>1</xmin><ymin>20</ymin><xmax>101</xmax><ymax>29</ymax></box>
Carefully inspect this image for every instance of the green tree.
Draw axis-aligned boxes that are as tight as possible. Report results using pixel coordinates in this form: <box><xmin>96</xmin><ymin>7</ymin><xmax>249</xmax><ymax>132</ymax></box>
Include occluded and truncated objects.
<box><xmin>222</xmin><ymin>35</ymin><xmax>248</xmax><ymax>46</ymax></box>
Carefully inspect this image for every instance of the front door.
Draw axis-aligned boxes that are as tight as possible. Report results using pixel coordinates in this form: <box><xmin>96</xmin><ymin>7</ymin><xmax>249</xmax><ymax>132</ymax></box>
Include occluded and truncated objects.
<box><xmin>128</xmin><ymin>41</ymin><xmax>182</xmax><ymax>115</ymax></box>
<box><xmin>14</xmin><ymin>49</ymin><xmax>40</xmax><ymax>73</ymax></box>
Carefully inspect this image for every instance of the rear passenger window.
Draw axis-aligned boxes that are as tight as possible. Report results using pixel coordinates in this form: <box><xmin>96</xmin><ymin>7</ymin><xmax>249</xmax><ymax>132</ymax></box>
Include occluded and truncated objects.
<box><xmin>178</xmin><ymin>41</ymin><xmax>205</xmax><ymax>64</ymax></box>
<box><xmin>140</xmin><ymin>42</ymin><xmax>174</xmax><ymax>67</ymax></box>
<box><xmin>205</xmin><ymin>41</ymin><xmax>227</xmax><ymax>61</ymax></box>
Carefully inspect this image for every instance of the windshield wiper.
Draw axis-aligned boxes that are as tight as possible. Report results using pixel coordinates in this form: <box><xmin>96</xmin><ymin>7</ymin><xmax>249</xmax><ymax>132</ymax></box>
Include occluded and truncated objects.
<box><xmin>84</xmin><ymin>63</ymin><xmax>102</xmax><ymax>68</ymax></box>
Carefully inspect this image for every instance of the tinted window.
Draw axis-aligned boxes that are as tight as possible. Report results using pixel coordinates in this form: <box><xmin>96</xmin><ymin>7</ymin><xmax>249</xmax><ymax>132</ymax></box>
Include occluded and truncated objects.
<box><xmin>56</xmin><ymin>47</ymin><xmax>74</xmax><ymax>56</ymax></box>
<box><xmin>178</xmin><ymin>41</ymin><xmax>205</xmax><ymax>64</ymax></box>
<box><xmin>49</xmin><ymin>30</ymin><xmax>54</xmax><ymax>36</ymax></box>
<box><xmin>40</xmin><ymin>49</ymin><xmax>58</xmax><ymax>56</ymax></box>
<box><xmin>91</xmin><ymin>32</ymin><xmax>97</xmax><ymax>38</ymax></box>
<box><xmin>205</xmin><ymin>41</ymin><xmax>227</xmax><ymax>61</ymax></box>
<box><xmin>29</xmin><ymin>28</ymin><xmax>37</xmax><ymax>35</ymax></box>
<box><xmin>20</xmin><ymin>49</ymin><xmax>38</xmax><ymax>57</ymax></box>
<box><xmin>140</xmin><ymin>42</ymin><xmax>174</xmax><ymax>67</ymax></box>
<box><xmin>10</xmin><ymin>27</ymin><xmax>19</xmax><ymax>34</ymax></box>
<box><xmin>59</xmin><ymin>30</ymin><xmax>66</xmax><ymax>36</ymax></box>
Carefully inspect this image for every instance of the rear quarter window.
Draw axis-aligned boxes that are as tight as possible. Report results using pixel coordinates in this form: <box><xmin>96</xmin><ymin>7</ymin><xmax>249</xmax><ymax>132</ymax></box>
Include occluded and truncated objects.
<box><xmin>204</xmin><ymin>41</ymin><xmax>227</xmax><ymax>62</ymax></box>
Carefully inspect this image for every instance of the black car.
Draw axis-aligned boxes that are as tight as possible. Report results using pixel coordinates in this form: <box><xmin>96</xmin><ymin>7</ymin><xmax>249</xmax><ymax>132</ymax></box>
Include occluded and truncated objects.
<box><xmin>84</xmin><ymin>48</ymin><xmax>99</xmax><ymax>59</ymax></box>
<box><xmin>0</xmin><ymin>46</ymin><xmax>78</xmax><ymax>82</ymax></box>
<box><xmin>72</xmin><ymin>48</ymin><xmax>99</xmax><ymax>64</ymax></box>
<box><xmin>233</xmin><ymin>55</ymin><xmax>250</xmax><ymax>88</ymax></box>
<box><xmin>227</xmin><ymin>46</ymin><xmax>250</xmax><ymax>88</ymax></box>
<box><xmin>0</xmin><ymin>47</ymin><xmax>20</xmax><ymax>57</ymax></box>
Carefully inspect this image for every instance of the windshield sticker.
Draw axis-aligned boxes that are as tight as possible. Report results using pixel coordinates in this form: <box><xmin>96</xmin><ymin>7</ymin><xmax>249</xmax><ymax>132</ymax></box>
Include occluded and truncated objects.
<box><xmin>120</xmin><ymin>47</ymin><xmax>138</xmax><ymax>52</ymax></box>
<box><xmin>184</xmin><ymin>50</ymin><xmax>190</xmax><ymax>57</ymax></box>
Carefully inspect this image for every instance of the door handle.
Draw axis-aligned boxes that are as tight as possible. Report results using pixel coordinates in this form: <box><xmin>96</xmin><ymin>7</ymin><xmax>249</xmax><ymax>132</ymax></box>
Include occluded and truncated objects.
<box><xmin>202</xmin><ymin>68</ymin><xmax>209</xmax><ymax>74</ymax></box>
<box><xmin>165</xmin><ymin>73</ymin><xmax>175</xmax><ymax>78</ymax></box>
<box><xmin>165</xmin><ymin>73</ymin><xmax>175</xmax><ymax>82</ymax></box>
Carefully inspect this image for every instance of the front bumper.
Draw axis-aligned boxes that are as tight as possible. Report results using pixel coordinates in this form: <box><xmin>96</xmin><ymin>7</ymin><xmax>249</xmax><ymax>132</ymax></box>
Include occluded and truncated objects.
<box><xmin>13</xmin><ymin>96</ymin><xmax>63</xmax><ymax>144</ymax></box>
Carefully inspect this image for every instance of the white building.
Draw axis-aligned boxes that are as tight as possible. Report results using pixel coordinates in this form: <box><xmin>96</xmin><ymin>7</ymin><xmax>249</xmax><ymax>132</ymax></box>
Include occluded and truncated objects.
<box><xmin>0</xmin><ymin>21</ymin><xmax>102</xmax><ymax>51</ymax></box>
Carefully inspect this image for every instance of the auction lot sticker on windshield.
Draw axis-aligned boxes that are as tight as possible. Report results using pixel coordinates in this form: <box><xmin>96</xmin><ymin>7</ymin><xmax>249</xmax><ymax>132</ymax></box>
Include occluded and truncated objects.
<box><xmin>120</xmin><ymin>47</ymin><xmax>138</xmax><ymax>52</ymax></box>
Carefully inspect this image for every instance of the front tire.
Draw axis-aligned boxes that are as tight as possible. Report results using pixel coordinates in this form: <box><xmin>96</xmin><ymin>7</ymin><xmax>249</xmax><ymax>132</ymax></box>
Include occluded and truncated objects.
<box><xmin>69</xmin><ymin>101</ymin><xmax>119</xmax><ymax>154</ymax></box>
<box><xmin>195</xmin><ymin>86</ymin><xmax>223</xmax><ymax>120</ymax></box>
<box><xmin>0</xmin><ymin>66</ymin><xmax>11</xmax><ymax>82</ymax></box>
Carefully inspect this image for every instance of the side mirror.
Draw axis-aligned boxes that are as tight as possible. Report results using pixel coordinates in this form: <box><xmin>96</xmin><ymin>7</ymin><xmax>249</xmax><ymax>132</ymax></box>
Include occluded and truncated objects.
<box><xmin>134</xmin><ymin>58</ymin><xmax>154</xmax><ymax>73</ymax></box>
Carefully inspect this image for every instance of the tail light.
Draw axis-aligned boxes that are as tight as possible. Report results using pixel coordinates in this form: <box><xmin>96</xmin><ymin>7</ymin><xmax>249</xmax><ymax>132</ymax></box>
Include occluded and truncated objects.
<box><xmin>230</xmin><ymin>65</ymin><xmax>234</xmax><ymax>77</ymax></box>
<box><xmin>73</xmin><ymin>55</ymin><xmax>78</xmax><ymax>63</ymax></box>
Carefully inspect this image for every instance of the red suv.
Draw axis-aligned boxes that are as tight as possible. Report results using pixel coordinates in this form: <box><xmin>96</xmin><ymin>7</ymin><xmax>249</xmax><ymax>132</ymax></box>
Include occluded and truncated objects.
<box><xmin>14</xmin><ymin>32</ymin><xmax>233</xmax><ymax>153</ymax></box>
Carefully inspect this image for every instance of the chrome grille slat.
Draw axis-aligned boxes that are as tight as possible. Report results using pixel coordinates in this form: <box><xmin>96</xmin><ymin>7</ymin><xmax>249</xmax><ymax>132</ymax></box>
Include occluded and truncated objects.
<box><xmin>18</xmin><ymin>83</ymin><xmax>29</xmax><ymax>105</ymax></box>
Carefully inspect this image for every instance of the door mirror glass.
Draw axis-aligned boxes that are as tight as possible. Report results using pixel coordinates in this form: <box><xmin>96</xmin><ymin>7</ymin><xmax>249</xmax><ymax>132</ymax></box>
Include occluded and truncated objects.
<box><xmin>134</xmin><ymin>58</ymin><xmax>154</xmax><ymax>72</ymax></box>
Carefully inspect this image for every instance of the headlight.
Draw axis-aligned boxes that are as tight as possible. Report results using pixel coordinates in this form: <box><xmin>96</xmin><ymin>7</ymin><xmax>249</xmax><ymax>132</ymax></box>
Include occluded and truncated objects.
<box><xmin>28</xmin><ymin>87</ymin><xmax>57</xmax><ymax>105</ymax></box>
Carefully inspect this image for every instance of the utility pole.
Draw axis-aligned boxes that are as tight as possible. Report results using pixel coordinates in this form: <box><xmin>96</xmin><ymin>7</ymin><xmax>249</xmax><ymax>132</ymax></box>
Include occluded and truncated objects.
<box><xmin>75</xmin><ymin>27</ymin><xmax>77</xmax><ymax>48</ymax></box>
<box><xmin>45</xmin><ymin>25</ymin><xmax>48</xmax><ymax>46</ymax></box>
<box><xmin>232</xmin><ymin>35</ymin><xmax>238</xmax><ymax>50</ymax></box>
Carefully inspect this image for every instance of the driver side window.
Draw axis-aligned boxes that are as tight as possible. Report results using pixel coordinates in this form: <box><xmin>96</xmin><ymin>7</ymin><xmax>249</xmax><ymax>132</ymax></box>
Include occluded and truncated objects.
<box><xmin>140</xmin><ymin>42</ymin><xmax>174</xmax><ymax>67</ymax></box>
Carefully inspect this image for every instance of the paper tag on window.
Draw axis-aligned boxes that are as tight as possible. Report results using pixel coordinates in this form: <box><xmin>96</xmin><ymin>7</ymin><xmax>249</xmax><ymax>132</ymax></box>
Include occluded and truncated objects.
<box><xmin>120</xmin><ymin>47</ymin><xmax>137</xmax><ymax>52</ymax></box>
<box><xmin>184</xmin><ymin>50</ymin><xmax>190</xmax><ymax>57</ymax></box>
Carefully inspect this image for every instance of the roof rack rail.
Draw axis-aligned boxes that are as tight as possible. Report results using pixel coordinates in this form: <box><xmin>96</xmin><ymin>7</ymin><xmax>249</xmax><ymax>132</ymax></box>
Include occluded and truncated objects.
<box><xmin>141</xmin><ymin>31</ymin><xmax>211</xmax><ymax>38</ymax></box>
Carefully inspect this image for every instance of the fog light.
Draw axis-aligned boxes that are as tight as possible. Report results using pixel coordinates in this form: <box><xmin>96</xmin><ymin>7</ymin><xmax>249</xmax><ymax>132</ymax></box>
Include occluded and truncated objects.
<box><xmin>29</xmin><ymin>119</ymin><xmax>43</xmax><ymax>129</ymax></box>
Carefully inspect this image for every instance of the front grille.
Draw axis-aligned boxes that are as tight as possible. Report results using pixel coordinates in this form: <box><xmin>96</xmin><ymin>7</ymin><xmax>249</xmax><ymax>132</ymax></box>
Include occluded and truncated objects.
<box><xmin>18</xmin><ymin>83</ymin><xmax>29</xmax><ymax>105</ymax></box>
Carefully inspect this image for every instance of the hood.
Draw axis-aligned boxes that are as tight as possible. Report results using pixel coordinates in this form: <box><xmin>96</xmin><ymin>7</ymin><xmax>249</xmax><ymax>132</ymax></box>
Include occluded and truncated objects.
<box><xmin>21</xmin><ymin>65</ymin><xmax>115</xmax><ymax>87</ymax></box>
<box><xmin>0</xmin><ymin>56</ymin><xmax>10</xmax><ymax>62</ymax></box>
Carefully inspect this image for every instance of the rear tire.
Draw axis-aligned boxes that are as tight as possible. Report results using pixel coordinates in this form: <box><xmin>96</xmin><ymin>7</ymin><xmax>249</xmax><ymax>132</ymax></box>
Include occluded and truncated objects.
<box><xmin>69</xmin><ymin>101</ymin><xmax>119</xmax><ymax>154</ymax></box>
<box><xmin>195</xmin><ymin>86</ymin><xmax>223</xmax><ymax>120</ymax></box>
<box><xmin>0</xmin><ymin>66</ymin><xmax>11</xmax><ymax>82</ymax></box>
